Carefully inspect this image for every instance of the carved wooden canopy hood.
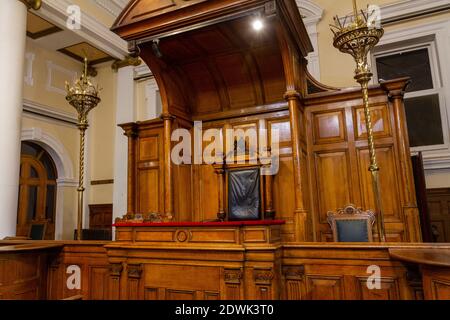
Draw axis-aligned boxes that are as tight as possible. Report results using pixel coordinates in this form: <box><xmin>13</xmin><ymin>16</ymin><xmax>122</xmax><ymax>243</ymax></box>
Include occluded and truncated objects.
<box><xmin>112</xmin><ymin>0</ymin><xmax>315</xmax><ymax>120</ymax></box>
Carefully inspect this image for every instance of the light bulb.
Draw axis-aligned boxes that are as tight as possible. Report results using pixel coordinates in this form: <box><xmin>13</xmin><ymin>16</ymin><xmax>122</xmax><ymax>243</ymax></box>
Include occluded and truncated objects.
<box><xmin>252</xmin><ymin>19</ymin><xmax>264</xmax><ymax>31</ymax></box>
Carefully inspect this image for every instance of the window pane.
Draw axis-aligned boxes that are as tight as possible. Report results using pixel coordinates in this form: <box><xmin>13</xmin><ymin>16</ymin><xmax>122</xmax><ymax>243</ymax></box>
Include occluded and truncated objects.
<box><xmin>21</xmin><ymin>142</ymin><xmax>39</xmax><ymax>157</ymax></box>
<box><xmin>45</xmin><ymin>185</ymin><xmax>56</xmax><ymax>221</ymax></box>
<box><xmin>376</xmin><ymin>48</ymin><xmax>434</xmax><ymax>92</ymax></box>
<box><xmin>27</xmin><ymin>186</ymin><xmax>38</xmax><ymax>221</ymax></box>
<box><xmin>404</xmin><ymin>94</ymin><xmax>444</xmax><ymax>147</ymax></box>
<box><xmin>30</xmin><ymin>166</ymin><xmax>39</xmax><ymax>178</ymax></box>
<box><xmin>156</xmin><ymin>90</ymin><xmax>162</xmax><ymax>118</ymax></box>
<box><xmin>41</xmin><ymin>153</ymin><xmax>57</xmax><ymax>180</ymax></box>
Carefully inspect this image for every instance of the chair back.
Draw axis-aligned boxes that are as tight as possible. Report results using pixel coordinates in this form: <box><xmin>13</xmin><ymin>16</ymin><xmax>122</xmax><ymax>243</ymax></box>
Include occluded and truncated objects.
<box><xmin>327</xmin><ymin>205</ymin><xmax>375</xmax><ymax>242</ymax></box>
<box><xmin>29</xmin><ymin>222</ymin><xmax>47</xmax><ymax>240</ymax></box>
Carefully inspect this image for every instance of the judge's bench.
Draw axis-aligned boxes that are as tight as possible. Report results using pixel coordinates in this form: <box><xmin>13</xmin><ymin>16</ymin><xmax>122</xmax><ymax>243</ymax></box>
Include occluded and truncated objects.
<box><xmin>0</xmin><ymin>0</ymin><xmax>449</xmax><ymax>300</ymax></box>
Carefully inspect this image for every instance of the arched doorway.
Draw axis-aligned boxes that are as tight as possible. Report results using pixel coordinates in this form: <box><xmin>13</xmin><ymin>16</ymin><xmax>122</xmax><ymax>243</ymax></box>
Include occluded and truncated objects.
<box><xmin>16</xmin><ymin>141</ymin><xmax>58</xmax><ymax>239</ymax></box>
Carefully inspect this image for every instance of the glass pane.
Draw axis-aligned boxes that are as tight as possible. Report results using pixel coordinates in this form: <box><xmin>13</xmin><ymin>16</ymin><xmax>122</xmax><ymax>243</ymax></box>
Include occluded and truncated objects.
<box><xmin>376</xmin><ymin>48</ymin><xmax>434</xmax><ymax>92</ymax></box>
<box><xmin>30</xmin><ymin>166</ymin><xmax>39</xmax><ymax>178</ymax></box>
<box><xmin>45</xmin><ymin>185</ymin><xmax>56</xmax><ymax>221</ymax></box>
<box><xmin>21</xmin><ymin>142</ymin><xmax>39</xmax><ymax>157</ymax></box>
<box><xmin>27</xmin><ymin>186</ymin><xmax>38</xmax><ymax>221</ymax></box>
<box><xmin>41</xmin><ymin>153</ymin><xmax>57</xmax><ymax>180</ymax></box>
<box><xmin>156</xmin><ymin>90</ymin><xmax>162</xmax><ymax>118</ymax></box>
<box><xmin>404</xmin><ymin>94</ymin><xmax>444</xmax><ymax>147</ymax></box>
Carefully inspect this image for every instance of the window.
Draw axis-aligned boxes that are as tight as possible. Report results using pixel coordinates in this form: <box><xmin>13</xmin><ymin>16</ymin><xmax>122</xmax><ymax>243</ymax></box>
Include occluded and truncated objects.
<box><xmin>17</xmin><ymin>141</ymin><xmax>58</xmax><ymax>239</ymax></box>
<box><xmin>373</xmin><ymin>39</ymin><xmax>447</xmax><ymax>150</ymax></box>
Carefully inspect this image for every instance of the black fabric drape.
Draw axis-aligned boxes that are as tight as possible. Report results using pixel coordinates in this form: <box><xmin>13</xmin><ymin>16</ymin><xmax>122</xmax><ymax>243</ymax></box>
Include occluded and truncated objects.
<box><xmin>228</xmin><ymin>169</ymin><xmax>261</xmax><ymax>220</ymax></box>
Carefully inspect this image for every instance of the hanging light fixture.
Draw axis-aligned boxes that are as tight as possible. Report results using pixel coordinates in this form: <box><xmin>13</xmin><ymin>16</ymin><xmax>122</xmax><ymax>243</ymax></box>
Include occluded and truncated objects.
<box><xmin>331</xmin><ymin>0</ymin><xmax>386</xmax><ymax>241</ymax></box>
<box><xmin>66</xmin><ymin>57</ymin><xmax>101</xmax><ymax>240</ymax></box>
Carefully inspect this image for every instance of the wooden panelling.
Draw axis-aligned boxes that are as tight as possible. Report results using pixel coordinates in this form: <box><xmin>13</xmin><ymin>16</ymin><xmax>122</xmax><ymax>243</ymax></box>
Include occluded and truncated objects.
<box><xmin>2</xmin><ymin>241</ymin><xmax>450</xmax><ymax>300</ymax></box>
<box><xmin>357</xmin><ymin>147</ymin><xmax>402</xmax><ymax>221</ymax></box>
<box><xmin>89</xmin><ymin>204</ymin><xmax>113</xmax><ymax>230</ymax></box>
<box><xmin>306</xmin><ymin>276</ymin><xmax>344</xmax><ymax>300</ymax></box>
<box><xmin>139</xmin><ymin>136</ymin><xmax>159</xmax><ymax>161</ymax></box>
<box><xmin>305</xmin><ymin>91</ymin><xmax>418</xmax><ymax>242</ymax></box>
<box><xmin>313</xmin><ymin>109</ymin><xmax>347</xmax><ymax>144</ymax></box>
<box><xmin>426</xmin><ymin>188</ymin><xmax>450</xmax><ymax>242</ymax></box>
<box><xmin>315</xmin><ymin>151</ymin><xmax>352</xmax><ymax>223</ymax></box>
<box><xmin>355</xmin><ymin>277</ymin><xmax>400</xmax><ymax>300</ymax></box>
<box><xmin>138</xmin><ymin>169</ymin><xmax>160</xmax><ymax>213</ymax></box>
<box><xmin>354</xmin><ymin>104</ymin><xmax>391</xmax><ymax>140</ymax></box>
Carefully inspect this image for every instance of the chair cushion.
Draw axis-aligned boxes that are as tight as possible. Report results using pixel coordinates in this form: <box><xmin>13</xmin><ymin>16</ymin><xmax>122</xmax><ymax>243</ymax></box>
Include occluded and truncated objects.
<box><xmin>336</xmin><ymin>220</ymin><xmax>369</xmax><ymax>242</ymax></box>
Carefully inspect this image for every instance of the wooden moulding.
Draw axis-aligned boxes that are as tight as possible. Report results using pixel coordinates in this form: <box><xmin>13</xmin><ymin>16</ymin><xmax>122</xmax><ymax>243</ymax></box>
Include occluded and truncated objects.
<box><xmin>114</xmin><ymin>224</ymin><xmax>283</xmax><ymax>245</ymax></box>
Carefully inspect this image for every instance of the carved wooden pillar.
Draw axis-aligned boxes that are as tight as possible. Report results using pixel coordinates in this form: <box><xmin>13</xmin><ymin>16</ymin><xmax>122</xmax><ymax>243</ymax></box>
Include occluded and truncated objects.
<box><xmin>264</xmin><ymin>169</ymin><xmax>275</xmax><ymax>219</ymax></box>
<box><xmin>126</xmin><ymin>263</ymin><xmax>143</xmax><ymax>300</ymax></box>
<box><xmin>223</xmin><ymin>268</ymin><xmax>243</xmax><ymax>299</ymax></box>
<box><xmin>214</xmin><ymin>165</ymin><xmax>226</xmax><ymax>221</ymax></box>
<box><xmin>282</xmin><ymin>265</ymin><xmax>305</xmax><ymax>300</ymax></box>
<box><xmin>276</xmin><ymin>22</ymin><xmax>310</xmax><ymax>241</ymax></box>
<box><xmin>385</xmin><ymin>81</ymin><xmax>422</xmax><ymax>242</ymax></box>
<box><xmin>124</xmin><ymin>125</ymin><xmax>138</xmax><ymax>216</ymax></box>
<box><xmin>286</xmin><ymin>91</ymin><xmax>309</xmax><ymax>241</ymax></box>
<box><xmin>161</xmin><ymin>113</ymin><xmax>175</xmax><ymax>221</ymax></box>
<box><xmin>109</xmin><ymin>263</ymin><xmax>123</xmax><ymax>300</ymax></box>
<box><xmin>253</xmin><ymin>268</ymin><xmax>275</xmax><ymax>300</ymax></box>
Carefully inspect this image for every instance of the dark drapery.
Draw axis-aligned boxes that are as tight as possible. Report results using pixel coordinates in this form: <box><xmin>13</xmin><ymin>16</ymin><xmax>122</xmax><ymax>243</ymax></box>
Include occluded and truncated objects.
<box><xmin>228</xmin><ymin>169</ymin><xmax>261</xmax><ymax>220</ymax></box>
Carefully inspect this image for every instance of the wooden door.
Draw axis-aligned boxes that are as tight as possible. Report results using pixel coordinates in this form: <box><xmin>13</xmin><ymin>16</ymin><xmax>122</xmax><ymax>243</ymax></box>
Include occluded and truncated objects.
<box><xmin>17</xmin><ymin>142</ymin><xmax>57</xmax><ymax>239</ymax></box>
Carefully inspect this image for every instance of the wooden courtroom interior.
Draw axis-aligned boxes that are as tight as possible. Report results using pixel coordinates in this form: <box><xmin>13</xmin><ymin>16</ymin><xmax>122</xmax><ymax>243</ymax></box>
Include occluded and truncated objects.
<box><xmin>0</xmin><ymin>0</ymin><xmax>449</xmax><ymax>300</ymax></box>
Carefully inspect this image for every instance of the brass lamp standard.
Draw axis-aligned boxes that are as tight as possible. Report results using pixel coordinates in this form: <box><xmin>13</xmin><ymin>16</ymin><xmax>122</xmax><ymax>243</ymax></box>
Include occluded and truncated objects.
<box><xmin>331</xmin><ymin>0</ymin><xmax>386</xmax><ymax>241</ymax></box>
<box><xmin>66</xmin><ymin>58</ymin><xmax>101</xmax><ymax>240</ymax></box>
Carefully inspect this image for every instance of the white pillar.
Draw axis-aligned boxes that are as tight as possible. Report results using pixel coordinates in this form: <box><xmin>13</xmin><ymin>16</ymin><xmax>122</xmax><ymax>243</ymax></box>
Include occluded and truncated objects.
<box><xmin>0</xmin><ymin>0</ymin><xmax>28</xmax><ymax>239</ymax></box>
<box><xmin>113</xmin><ymin>67</ymin><xmax>135</xmax><ymax>228</ymax></box>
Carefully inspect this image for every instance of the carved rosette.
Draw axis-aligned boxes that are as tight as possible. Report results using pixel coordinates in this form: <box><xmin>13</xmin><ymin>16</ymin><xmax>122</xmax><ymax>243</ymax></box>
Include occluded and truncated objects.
<box><xmin>127</xmin><ymin>264</ymin><xmax>143</xmax><ymax>279</ymax></box>
<box><xmin>224</xmin><ymin>269</ymin><xmax>243</xmax><ymax>284</ymax></box>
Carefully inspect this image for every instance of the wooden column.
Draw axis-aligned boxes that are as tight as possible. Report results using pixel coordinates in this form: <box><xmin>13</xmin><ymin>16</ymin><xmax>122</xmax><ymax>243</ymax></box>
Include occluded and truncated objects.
<box><xmin>264</xmin><ymin>166</ymin><xmax>275</xmax><ymax>219</ymax></box>
<box><xmin>161</xmin><ymin>113</ymin><xmax>175</xmax><ymax>221</ymax></box>
<box><xmin>276</xmin><ymin>21</ymin><xmax>311</xmax><ymax>241</ymax></box>
<box><xmin>214</xmin><ymin>166</ymin><xmax>226</xmax><ymax>221</ymax></box>
<box><xmin>123</xmin><ymin>124</ymin><xmax>138</xmax><ymax>216</ymax></box>
<box><xmin>286</xmin><ymin>91</ymin><xmax>308</xmax><ymax>241</ymax></box>
<box><xmin>385</xmin><ymin>81</ymin><xmax>422</xmax><ymax>242</ymax></box>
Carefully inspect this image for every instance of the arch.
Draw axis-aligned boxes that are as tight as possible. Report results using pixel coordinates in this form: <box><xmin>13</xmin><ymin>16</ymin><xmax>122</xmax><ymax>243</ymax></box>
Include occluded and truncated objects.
<box><xmin>296</xmin><ymin>0</ymin><xmax>324</xmax><ymax>80</ymax></box>
<box><xmin>296</xmin><ymin>0</ymin><xmax>324</xmax><ymax>24</ymax></box>
<box><xmin>21</xmin><ymin>127</ymin><xmax>77</xmax><ymax>240</ymax></box>
<box><xmin>21</xmin><ymin>127</ymin><xmax>76</xmax><ymax>186</ymax></box>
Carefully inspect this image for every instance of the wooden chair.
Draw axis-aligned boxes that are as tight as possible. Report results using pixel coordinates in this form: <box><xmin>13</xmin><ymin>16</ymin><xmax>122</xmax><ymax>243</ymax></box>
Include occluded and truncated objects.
<box><xmin>327</xmin><ymin>205</ymin><xmax>376</xmax><ymax>242</ymax></box>
<box><xmin>28</xmin><ymin>222</ymin><xmax>47</xmax><ymax>240</ymax></box>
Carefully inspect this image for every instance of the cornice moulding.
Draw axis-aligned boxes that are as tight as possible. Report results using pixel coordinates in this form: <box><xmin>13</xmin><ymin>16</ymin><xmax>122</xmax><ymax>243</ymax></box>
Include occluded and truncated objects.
<box><xmin>39</xmin><ymin>0</ymin><xmax>128</xmax><ymax>59</ymax></box>
<box><xmin>381</xmin><ymin>0</ymin><xmax>450</xmax><ymax>24</ymax></box>
<box><xmin>23</xmin><ymin>99</ymin><xmax>78</xmax><ymax>125</ymax></box>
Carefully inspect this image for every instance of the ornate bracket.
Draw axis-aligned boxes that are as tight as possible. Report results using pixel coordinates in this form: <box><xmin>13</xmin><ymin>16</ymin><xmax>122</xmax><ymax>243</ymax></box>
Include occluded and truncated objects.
<box><xmin>282</xmin><ymin>265</ymin><xmax>305</xmax><ymax>280</ymax></box>
<box><xmin>224</xmin><ymin>268</ymin><xmax>243</xmax><ymax>284</ymax></box>
<box><xmin>127</xmin><ymin>264</ymin><xmax>143</xmax><ymax>279</ymax></box>
<box><xmin>109</xmin><ymin>263</ymin><xmax>124</xmax><ymax>278</ymax></box>
<box><xmin>112</xmin><ymin>55</ymin><xmax>142</xmax><ymax>72</ymax></box>
<box><xmin>254</xmin><ymin>268</ymin><xmax>275</xmax><ymax>285</ymax></box>
<box><xmin>19</xmin><ymin>0</ymin><xmax>41</xmax><ymax>10</ymax></box>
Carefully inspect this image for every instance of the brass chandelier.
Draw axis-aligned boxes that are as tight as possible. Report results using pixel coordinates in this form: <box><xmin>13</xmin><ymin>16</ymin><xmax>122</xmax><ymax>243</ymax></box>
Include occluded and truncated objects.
<box><xmin>331</xmin><ymin>0</ymin><xmax>386</xmax><ymax>241</ymax></box>
<box><xmin>66</xmin><ymin>58</ymin><xmax>101</xmax><ymax>240</ymax></box>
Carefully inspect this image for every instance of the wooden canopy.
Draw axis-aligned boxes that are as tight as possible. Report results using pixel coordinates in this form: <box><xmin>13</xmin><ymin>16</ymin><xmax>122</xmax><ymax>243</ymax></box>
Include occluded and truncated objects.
<box><xmin>112</xmin><ymin>0</ymin><xmax>314</xmax><ymax>120</ymax></box>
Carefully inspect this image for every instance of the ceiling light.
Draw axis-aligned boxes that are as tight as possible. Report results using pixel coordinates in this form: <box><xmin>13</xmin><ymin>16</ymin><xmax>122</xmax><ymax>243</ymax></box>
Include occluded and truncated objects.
<box><xmin>252</xmin><ymin>19</ymin><xmax>264</xmax><ymax>31</ymax></box>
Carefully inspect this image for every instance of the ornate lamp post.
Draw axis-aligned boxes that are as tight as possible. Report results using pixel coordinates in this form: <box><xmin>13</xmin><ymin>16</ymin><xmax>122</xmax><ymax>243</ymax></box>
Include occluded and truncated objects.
<box><xmin>331</xmin><ymin>0</ymin><xmax>386</xmax><ymax>241</ymax></box>
<box><xmin>66</xmin><ymin>58</ymin><xmax>101</xmax><ymax>240</ymax></box>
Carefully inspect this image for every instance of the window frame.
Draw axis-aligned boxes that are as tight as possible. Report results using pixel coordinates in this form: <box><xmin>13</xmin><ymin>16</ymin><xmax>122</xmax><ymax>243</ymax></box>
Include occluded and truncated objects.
<box><xmin>372</xmin><ymin>37</ymin><xmax>449</xmax><ymax>154</ymax></box>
